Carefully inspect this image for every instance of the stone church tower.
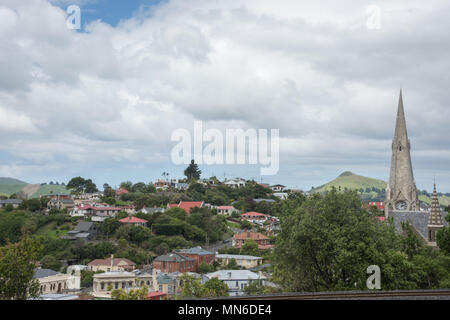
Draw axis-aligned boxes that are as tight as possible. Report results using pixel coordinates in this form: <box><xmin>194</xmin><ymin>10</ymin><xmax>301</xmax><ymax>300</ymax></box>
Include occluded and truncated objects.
<box><xmin>385</xmin><ymin>90</ymin><xmax>419</xmax><ymax>216</ymax></box>
<box><xmin>427</xmin><ymin>183</ymin><xmax>444</xmax><ymax>243</ymax></box>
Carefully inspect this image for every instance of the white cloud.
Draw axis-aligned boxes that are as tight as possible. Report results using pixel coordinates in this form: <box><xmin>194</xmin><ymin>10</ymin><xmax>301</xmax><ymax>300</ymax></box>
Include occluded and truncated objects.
<box><xmin>0</xmin><ymin>0</ymin><xmax>449</xmax><ymax>190</ymax></box>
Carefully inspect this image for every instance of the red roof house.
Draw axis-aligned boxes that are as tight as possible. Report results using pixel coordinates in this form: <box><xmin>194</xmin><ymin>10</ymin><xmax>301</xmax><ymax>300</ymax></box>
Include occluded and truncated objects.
<box><xmin>119</xmin><ymin>216</ymin><xmax>148</xmax><ymax>226</ymax></box>
<box><xmin>241</xmin><ymin>211</ymin><xmax>269</xmax><ymax>221</ymax></box>
<box><xmin>147</xmin><ymin>291</ymin><xmax>167</xmax><ymax>300</ymax></box>
<box><xmin>116</xmin><ymin>188</ymin><xmax>129</xmax><ymax>196</ymax></box>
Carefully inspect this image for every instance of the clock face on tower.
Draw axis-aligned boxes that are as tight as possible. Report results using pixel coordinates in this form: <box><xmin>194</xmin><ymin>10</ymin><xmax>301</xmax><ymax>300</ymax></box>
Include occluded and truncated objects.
<box><xmin>396</xmin><ymin>201</ymin><xmax>407</xmax><ymax>210</ymax></box>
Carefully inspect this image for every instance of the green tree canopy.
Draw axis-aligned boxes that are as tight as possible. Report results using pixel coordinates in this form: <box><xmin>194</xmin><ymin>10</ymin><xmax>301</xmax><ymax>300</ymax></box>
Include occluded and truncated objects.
<box><xmin>184</xmin><ymin>160</ymin><xmax>201</xmax><ymax>182</ymax></box>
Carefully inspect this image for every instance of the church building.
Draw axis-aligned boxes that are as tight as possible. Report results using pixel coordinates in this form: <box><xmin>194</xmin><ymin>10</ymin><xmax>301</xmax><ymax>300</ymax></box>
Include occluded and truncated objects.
<box><xmin>385</xmin><ymin>90</ymin><xmax>447</xmax><ymax>246</ymax></box>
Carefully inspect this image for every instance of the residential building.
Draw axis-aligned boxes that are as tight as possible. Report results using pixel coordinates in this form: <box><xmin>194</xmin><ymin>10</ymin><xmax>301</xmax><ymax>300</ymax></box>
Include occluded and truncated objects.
<box><xmin>368</xmin><ymin>201</ymin><xmax>385</xmax><ymax>210</ymax></box>
<box><xmin>217</xmin><ymin>205</ymin><xmax>239</xmax><ymax>216</ymax></box>
<box><xmin>147</xmin><ymin>291</ymin><xmax>167</xmax><ymax>300</ymax></box>
<box><xmin>119</xmin><ymin>216</ymin><xmax>148</xmax><ymax>227</ymax></box>
<box><xmin>92</xmin><ymin>271</ymin><xmax>153</xmax><ymax>299</ymax></box>
<box><xmin>241</xmin><ymin>211</ymin><xmax>270</xmax><ymax>222</ymax></box>
<box><xmin>270</xmin><ymin>184</ymin><xmax>286</xmax><ymax>192</ymax></box>
<box><xmin>177</xmin><ymin>247</ymin><xmax>215</xmax><ymax>271</ymax></box>
<box><xmin>215</xmin><ymin>254</ymin><xmax>263</xmax><ymax>269</ymax></box>
<box><xmin>152</xmin><ymin>252</ymin><xmax>195</xmax><ymax>273</ymax></box>
<box><xmin>0</xmin><ymin>199</ymin><xmax>22</xmax><ymax>209</ymax></box>
<box><xmin>273</xmin><ymin>192</ymin><xmax>288</xmax><ymax>200</ymax></box>
<box><xmin>233</xmin><ymin>231</ymin><xmax>273</xmax><ymax>250</ymax></box>
<box><xmin>142</xmin><ymin>207</ymin><xmax>166</xmax><ymax>215</ymax></box>
<box><xmin>34</xmin><ymin>268</ymin><xmax>81</xmax><ymax>295</ymax></box>
<box><xmin>224</xmin><ymin>178</ymin><xmax>246</xmax><ymax>188</ymax></box>
<box><xmin>88</xmin><ymin>255</ymin><xmax>136</xmax><ymax>272</ymax></box>
<box><xmin>203</xmin><ymin>270</ymin><xmax>266</xmax><ymax>296</ymax></box>
<box><xmin>167</xmin><ymin>201</ymin><xmax>204</xmax><ymax>214</ymax></box>
<box><xmin>253</xmin><ymin>198</ymin><xmax>276</xmax><ymax>203</ymax></box>
<box><xmin>115</xmin><ymin>188</ymin><xmax>129</xmax><ymax>196</ymax></box>
<box><xmin>62</xmin><ymin>221</ymin><xmax>97</xmax><ymax>241</ymax></box>
<box><xmin>47</xmin><ymin>197</ymin><xmax>75</xmax><ymax>211</ymax></box>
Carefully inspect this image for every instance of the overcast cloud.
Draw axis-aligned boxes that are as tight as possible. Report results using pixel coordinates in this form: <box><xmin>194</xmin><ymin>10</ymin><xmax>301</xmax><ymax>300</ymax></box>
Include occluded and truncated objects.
<box><xmin>0</xmin><ymin>0</ymin><xmax>449</xmax><ymax>191</ymax></box>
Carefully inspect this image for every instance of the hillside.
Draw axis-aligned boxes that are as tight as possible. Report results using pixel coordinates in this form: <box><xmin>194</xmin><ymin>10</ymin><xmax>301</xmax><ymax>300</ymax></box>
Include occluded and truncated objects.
<box><xmin>0</xmin><ymin>177</ymin><xmax>28</xmax><ymax>195</ymax></box>
<box><xmin>311</xmin><ymin>171</ymin><xmax>387</xmax><ymax>193</ymax></box>
<box><xmin>29</xmin><ymin>184</ymin><xmax>71</xmax><ymax>199</ymax></box>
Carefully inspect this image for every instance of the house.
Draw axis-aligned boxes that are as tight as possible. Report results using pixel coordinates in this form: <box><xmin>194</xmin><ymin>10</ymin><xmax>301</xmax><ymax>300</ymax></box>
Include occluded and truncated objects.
<box><xmin>115</xmin><ymin>188</ymin><xmax>129</xmax><ymax>196</ymax></box>
<box><xmin>176</xmin><ymin>247</ymin><xmax>215</xmax><ymax>271</ymax></box>
<box><xmin>152</xmin><ymin>252</ymin><xmax>195</xmax><ymax>273</ymax></box>
<box><xmin>92</xmin><ymin>270</ymin><xmax>153</xmax><ymax>299</ymax></box>
<box><xmin>119</xmin><ymin>216</ymin><xmax>148</xmax><ymax>227</ymax></box>
<box><xmin>368</xmin><ymin>201</ymin><xmax>385</xmax><ymax>210</ymax></box>
<box><xmin>167</xmin><ymin>201</ymin><xmax>204</xmax><ymax>214</ymax></box>
<box><xmin>224</xmin><ymin>178</ymin><xmax>246</xmax><ymax>188</ymax></box>
<box><xmin>83</xmin><ymin>205</ymin><xmax>123</xmax><ymax>217</ymax></box>
<box><xmin>215</xmin><ymin>254</ymin><xmax>263</xmax><ymax>269</ymax></box>
<box><xmin>273</xmin><ymin>192</ymin><xmax>288</xmax><ymax>200</ymax></box>
<box><xmin>62</xmin><ymin>221</ymin><xmax>97</xmax><ymax>241</ymax></box>
<box><xmin>270</xmin><ymin>184</ymin><xmax>286</xmax><ymax>192</ymax></box>
<box><xmin>217</xmin><ymin>205</ymin><xmax>239</xmax><ymax>216</ymax></box>
<box><xmin>34</xmin><ymin>268</ymin><xmax>80</xmax><ymax>295</ymax></box>
<box><xmin>233</xmin><ymin>231</ymin><xmax>273</xmax><ymax>250</ymax></box>
<box><xmin>142</xmin><ymin>207</ymin><xmax>166</xmax><ymax>215</ymax></box>
<box><xmin>147</xmin><ymin>291</ymin><xmax>167</xmax><ymax>300</ymax></box>
<box><xmin>154</xmin><ymin>272</ymin><xmax>179</xmax><ymax>295</ymax></box>
<box><xmin>203</xmin><ymin>270</ymin><xmax>266</xmax><ymax>296</ymax></box>
<box><xmin>253</xmin><ymin>198</ymin><xmax>276</xmax><ymax>203</ymax></box>
<box><xmin>47</xmin><ymin>197</ymin><xmax>75</xmax><ymax>211</ymax></box>
<box><xmin>120</xmin><ymin>205</ymin><xmax>136</xmax><ymax>215</ymax></box>
<box><xmin>174</xmin><ymin>183</ymin><xmax>189</xmax><ymax>190</ymax></box>
<box><xmin>241</xmin><ymin>211</ymin><xmax>270</xmax><ymax>222</ymax></box>
<box><xmin>0</xmin><ymin>199</ymin><xmax>22</xmax><ymax>209</ymax></box>
<box><xmin>88</xmin><ymin>255</ymin><xmax>136</xmax><ymax>272</ymax></box>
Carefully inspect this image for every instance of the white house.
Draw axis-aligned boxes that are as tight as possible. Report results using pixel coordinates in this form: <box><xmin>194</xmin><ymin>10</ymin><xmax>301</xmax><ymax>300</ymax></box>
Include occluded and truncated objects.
<box><xmin>224</xmin><ymin>178</ymin><xmax>246</xmax><ymax>188</ymax></box>
<box><xmin>217</xmin><ymin>206</ymin><xmax>239</xmax><ymax>216</ymax></box>
<box><xmin>203</xmin><ymin>270</ymin><xmax>266</xmax><ymax>296</ymax></box>
<box><xmin>270</xmin><ymin>184</ymin><xmax>286</xmax><ymax>192</ymax></box>
<box><xmin>273</xmin><ymin>192</ymin><xmax>288</xmax><ymax>200</ymax></box>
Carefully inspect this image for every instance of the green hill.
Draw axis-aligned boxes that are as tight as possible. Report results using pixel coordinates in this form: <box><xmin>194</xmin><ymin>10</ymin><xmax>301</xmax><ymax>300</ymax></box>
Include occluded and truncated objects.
<box><xmin>311</xmin><ymin>171</ymin><xmax>387</xmax><ymax>193</ymax></box>
<box><xmin>29</xmin><ymin>184</ymin><xmax>71</xmax><ymax>199</ymax></box>
<box><xmin>0</xmin><ymin>177</ymin><xmax>28</xmax><ymax>195</ymax></box>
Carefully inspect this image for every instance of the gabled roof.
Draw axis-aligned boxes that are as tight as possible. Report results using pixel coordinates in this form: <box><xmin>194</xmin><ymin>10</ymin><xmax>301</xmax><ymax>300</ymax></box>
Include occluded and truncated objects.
<box><xmin>178</xmin><ymin>201</ymin><xmax>203</xmax><ymax>213</ymax></box>
<box><xmin>242</xmin><ymin>211</ymin><xmax>268</xmax><ymax>217</ymax></box>
<box><xmin>218</xmin><ymin>206</ymin><xmax>234</xmax><ymax>210</ymax></box>
<box><xmin>119</xmin><ymin>216</ymin><xmax>148</xmax><ymax>224</ymax></box>
<box><xmin>74</xmin><ymin>221</ymin><xmax>94</xmax><ymax>232</ymax></box>
<box><xmin>153</xmin><ymin>252</ymin><xmax>193</xmax><ymax>262</ymax></box>
<box><xmin>88</xmin><ymin>258</ymin><xmax>135</xmax><ymax>267</ymax></box>
<box><xmin>177</xmin><ymin>247</ymin><xmax>214</xmax><ymax>256</ymax></box>
<box><xmin>33</xmin><ymin>268</ymin><xmax>59</xmax><ymax>279</ymax></box>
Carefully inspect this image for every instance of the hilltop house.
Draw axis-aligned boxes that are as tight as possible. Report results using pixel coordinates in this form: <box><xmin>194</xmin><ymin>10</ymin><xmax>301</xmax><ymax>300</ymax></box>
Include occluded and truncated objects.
<box><xmin>224</xmin><ymin>178</ymin><xmax>246</xmax><ymax>188</ymax></box>
<box><xmin>47</xmin><ymin>197</ymin><xmax>75</xmax><ymax>211</ymax></box>
<box><xmin>141</xmin><ymin>207</ymin><xmax>166</xmax><ymax>215</ymax></box>
<box><xmin>241</xmin><ymin>212</ymin><xmax>270</xmax><ymax>222</ymax></box>
<box><xmin>167</xmin><ymin>201</ymin><xmax>204</xmax><ymax>214</ymax></box>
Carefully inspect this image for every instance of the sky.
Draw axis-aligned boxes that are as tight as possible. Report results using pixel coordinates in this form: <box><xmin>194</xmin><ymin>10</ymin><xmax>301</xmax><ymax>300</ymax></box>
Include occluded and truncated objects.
<box><xmin>0</xmin><ymin>0</ymin><xmax>449</xmax><ymax>191</ymax></box>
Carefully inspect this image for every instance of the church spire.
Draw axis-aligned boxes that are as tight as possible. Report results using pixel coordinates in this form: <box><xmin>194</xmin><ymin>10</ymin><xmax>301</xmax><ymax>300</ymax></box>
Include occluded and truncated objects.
<box><xmin>385</xmin><ymin>90</ymin><xmax>419</xmax><ymax>216</ymax></box>
<box><xmin>394</xmin><ymin>89</ymin><xmax>408</xmax><ymax>140</ymax></box>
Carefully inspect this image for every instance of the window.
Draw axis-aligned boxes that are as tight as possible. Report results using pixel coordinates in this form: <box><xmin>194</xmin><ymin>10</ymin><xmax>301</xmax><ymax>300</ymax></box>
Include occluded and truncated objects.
<box><xmin>159</xmin><ymin>285</ymin><xmax>163</xmax><ymax>291</ymax></box>
<box><xmin>115</xmin><ymin>282</ymin><xmax>118</xmax><ymax>289</ymax></box>
<box><xmin>101</xmin><ymin>283</ymin><xmax>104</xmax><ymax>290</ymax></box>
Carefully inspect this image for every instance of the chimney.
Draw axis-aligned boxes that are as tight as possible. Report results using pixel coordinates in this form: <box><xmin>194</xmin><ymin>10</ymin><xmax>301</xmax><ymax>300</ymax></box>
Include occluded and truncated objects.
<box><xmin>110</xmin><ymin>254</ymin><xmax>114</xmax><ymax>269</ymax></box>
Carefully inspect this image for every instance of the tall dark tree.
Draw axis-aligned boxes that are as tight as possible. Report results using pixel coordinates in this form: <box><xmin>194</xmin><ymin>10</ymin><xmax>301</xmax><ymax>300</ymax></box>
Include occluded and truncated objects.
<box><xmin>184</xmin><ymin>160</ymin><xmax>201</xmax><ymax>181</ymax></box>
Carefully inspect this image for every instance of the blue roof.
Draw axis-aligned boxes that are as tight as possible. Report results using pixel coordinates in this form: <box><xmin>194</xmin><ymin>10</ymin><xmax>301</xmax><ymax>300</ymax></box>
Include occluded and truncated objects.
<box><xmin>178</xmin><ymin>247</ymin><xmax>214</xmax><ymax>255</ymax></box>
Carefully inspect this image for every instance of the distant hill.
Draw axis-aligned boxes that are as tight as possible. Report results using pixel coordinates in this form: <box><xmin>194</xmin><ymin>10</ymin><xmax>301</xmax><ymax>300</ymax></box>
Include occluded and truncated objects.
<box><xmin>311</xmin><ymin>171</ymin><xmax>387</xmax><ymax>194</ymax></box>
<box><xmin>0</xmin><ymin>177</ymin><xmax>28</xmax><ymax>195</ymax></box>
<box><xmin>28</xmin><ymin>184</ymin><xmax>71</xmax><ymax>199</ymax></box>
<box><xmin>310</xmin><ymin>171</ymin><xmax>449</xmax><ymax>207</ymax></box>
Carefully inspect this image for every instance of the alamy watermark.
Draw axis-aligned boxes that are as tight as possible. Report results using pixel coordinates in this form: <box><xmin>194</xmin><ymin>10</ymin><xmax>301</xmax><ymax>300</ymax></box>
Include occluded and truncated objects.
<box><xmin>366</xmin><ymin>265</ymin><xmax>381</xmax><ymax>289</ymax></box>
<box><xmin>171</xmin><ymin>121</ymin><xmax>279</xmax><ymax>175</ymax></box>
<box><xmin>66</xmin><ymin>5</ymin><xmax>81</xmax><ymax>30</ymax></box>
<box><xmin>366</xmin><ymin>5</ymin><xmax>381</xmax><ymax>30</ymax></box>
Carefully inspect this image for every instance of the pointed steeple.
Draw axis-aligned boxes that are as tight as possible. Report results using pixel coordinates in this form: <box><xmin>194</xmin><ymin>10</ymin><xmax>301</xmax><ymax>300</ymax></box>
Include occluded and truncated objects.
<box><xmin>385</xmin><ymin>89</ymin><xmax>419</xmax><ymax>216</ymax></box>
<box><xmin>394</xmin><ymin>89</ymin><xmax>408</xmax><ymax>140</ymax></box>
<box><xmin>428</xmin><ymin>183</ymin><xmax>443</xmax><ymax>226</ymax></box>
